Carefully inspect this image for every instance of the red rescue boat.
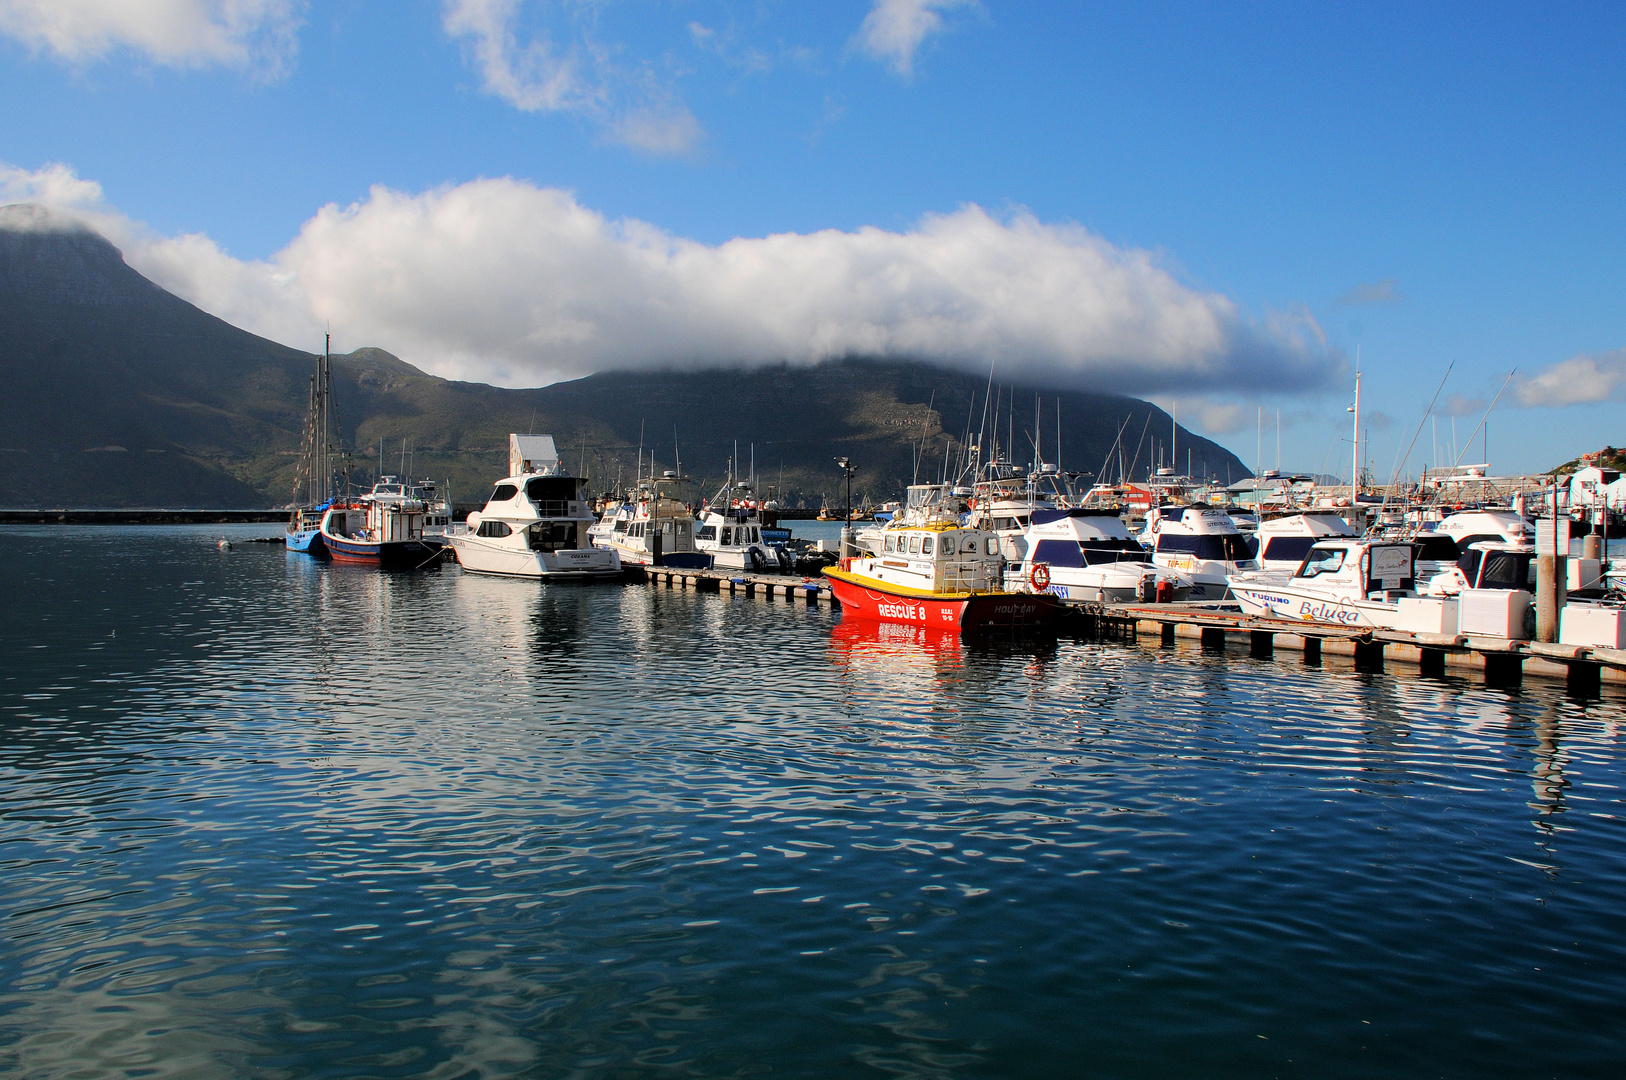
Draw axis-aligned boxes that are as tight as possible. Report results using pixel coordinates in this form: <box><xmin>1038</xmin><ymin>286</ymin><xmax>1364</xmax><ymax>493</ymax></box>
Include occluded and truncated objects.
<box><xmin>821</xmin><ymin>519</ymin><xmax>1056</xmax><ymax>632</ymax></box>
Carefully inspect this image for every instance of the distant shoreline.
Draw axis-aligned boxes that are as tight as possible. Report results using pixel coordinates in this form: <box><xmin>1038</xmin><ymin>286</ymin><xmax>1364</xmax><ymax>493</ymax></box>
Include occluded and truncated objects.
<box><xmin>0</xmin><ymin>509</ymin><xmax>287</xmax><ymax>524</ymax></box>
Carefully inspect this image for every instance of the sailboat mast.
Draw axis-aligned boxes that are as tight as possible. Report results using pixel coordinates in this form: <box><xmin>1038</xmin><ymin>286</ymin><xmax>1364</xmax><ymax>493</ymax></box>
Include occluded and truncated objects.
<box><xmin>321</xmin><ymin>333</ymin><xmax>331</xmax><ymax>501</ymax></box>
<box><xmin>1351</xmin><ymin>361</ymin><xmax>1362</xmax><ymax>500</ymax></box>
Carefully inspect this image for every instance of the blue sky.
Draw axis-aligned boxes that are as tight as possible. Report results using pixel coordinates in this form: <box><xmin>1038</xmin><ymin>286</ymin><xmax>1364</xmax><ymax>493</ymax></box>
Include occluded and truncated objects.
<box><xmin>1</xmin><ymin>0</ymin><xmax>1622</xmax><ymax>478</ymax></box>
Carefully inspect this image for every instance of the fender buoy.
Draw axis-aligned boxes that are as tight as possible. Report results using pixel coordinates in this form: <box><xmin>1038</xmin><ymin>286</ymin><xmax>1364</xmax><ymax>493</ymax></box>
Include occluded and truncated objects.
<box><xmin>1029</xmin><ymin>563</ymin><xmax>1050</xmax><ymax>591</ymax></box>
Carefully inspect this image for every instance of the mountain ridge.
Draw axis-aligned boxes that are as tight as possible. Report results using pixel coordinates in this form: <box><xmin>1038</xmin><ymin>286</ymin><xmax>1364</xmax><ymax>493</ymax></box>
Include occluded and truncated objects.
<box><xmin>0</xmin><ymin>205</ymin><xmax>1248</xmax><ymax>507</ymax></box>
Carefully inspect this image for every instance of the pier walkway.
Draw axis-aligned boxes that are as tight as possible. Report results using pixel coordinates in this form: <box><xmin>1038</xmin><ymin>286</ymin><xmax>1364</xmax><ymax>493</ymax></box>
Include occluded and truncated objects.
<box><xmin>1101</xmin><ymin>601</ymin><xmax>1626</xmax><ymax>692</ymax></box>
<box><xmin>624</xmin><ymin>567</ymin><xmax>1624</xmax><ymax>691</ymax></box>
<box><xmin>629</xmin><ymin>564</ymin><xmax>839</xmax><ymax>606</ymax></box>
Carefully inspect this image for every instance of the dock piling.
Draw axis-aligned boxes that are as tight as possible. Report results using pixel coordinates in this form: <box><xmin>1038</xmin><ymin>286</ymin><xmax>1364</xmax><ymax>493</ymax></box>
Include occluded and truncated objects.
<box><xmin>1353</xmin><ymin>640</ymin><xmax>1385</xmax><ymax>671</ymax></box>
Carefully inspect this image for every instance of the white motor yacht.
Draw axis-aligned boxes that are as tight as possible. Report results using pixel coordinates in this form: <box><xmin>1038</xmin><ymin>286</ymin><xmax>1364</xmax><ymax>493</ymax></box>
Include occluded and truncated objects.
<box><xmin>1144</xmin><ymin>505</ymin><xmax>1255</xmax><ymax>600</ymax></box>
<box><xmin>1007</xmin><ymin>508</ymin><xmax>1192</xmax><ymax>603</ymax></box>
<box><xmin>447</xmin><ymin>442</ymin><xmax>621</xmax><ymax>580</ymax></box>
<box><xmin>1229</xmin><ymin>538</ymin><xmax>1418</xmax><ymax>629</ymax></box>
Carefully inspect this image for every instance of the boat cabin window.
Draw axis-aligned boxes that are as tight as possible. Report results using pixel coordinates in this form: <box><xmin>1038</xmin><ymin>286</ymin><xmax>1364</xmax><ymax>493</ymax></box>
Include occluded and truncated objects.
<box><xmin>1296</xmin><ymin>546</ymin><xmax>1346</xmax><ymax>579</ymax></box>
<box><xmin>921</xmin><ymin>535</ymin><xmax>934</xmax><ymax>556</ymax></box>
<box><xmin>1156</xmin><ymin>534</ymin><xmax>1254</xmax><ymax>562</ymax></box>
<box><xmin>490</xmin><ymin>484</ymin><xmax>519</xmax><ymax>502</ymax></box>
<box><xmin>525</xmin><ymin>477</ymin><xmax>577</xmax><ymax>504</ymax></box>
<box><xmin>1033</xmin><ymin>539</ymin><xmax>1084</xmax><ymax>568</ymax></box>
<box><xmin>1413</xmin><ymin>536</ymin><xmax>1459</xmax><ymax>562</ymax></box>
<box><xmin>1260</xmin><ymin>536</ymin><xmax>1318</xmax><ymax>563</ymax></box>
<box><xmin>529</xmin><ymin>521</ymin><xmax>578</xmax><ymax>551</ymax></box>
<box><xmin>985</xmin><ymin>536</ymin><xmax>999</xmax><ymax>556</ymax></box>
<box><xmin>884</xmin><ymin>535</ymin><xmax>896</xmax><ymax>553</ymax></box>
<box><xmin>1460</xmin><ymin>550</ymin><xmax>1531</xmax><ymax>590</ymax></box>
<box><xmin>613</xmin><ymin>520</ymin><xmax>628</xmax><ymax>534</ymax></box>
<box><xmin>476</xmin><ymin>520</ymin><xmax>513</xmax><ymax>538</ymax></box>
<box><xmin>721</xmin><ymin>526</ymin><xmax>732</xmax><ymax>545</ymax></box>
<box><xmin>697</xmin><ymin>525</ymin><xmax>716</xmax><ymax>541</ymax></box>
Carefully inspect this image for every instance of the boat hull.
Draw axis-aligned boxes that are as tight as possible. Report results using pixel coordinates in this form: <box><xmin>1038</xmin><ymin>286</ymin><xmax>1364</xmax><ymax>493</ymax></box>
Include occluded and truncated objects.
<box><xmin>1229</xmin><ymin>580</ymin><xmax>1401</xmax><ymax>629</ymax></box>
<box><xmin>598</xmin><ymin>541</ymin><xmax>711</xmax><ymax>569</ymax></box>
<box><xmin>449</xmin><ymin>536</ymin><xmax>622</xmax><ymax>580</ymax></box>
<box><xmin>323</xmin><ymin>533</ymin><xmax>443</xmax><ymax>568</ymax></box>
<box><xmin>285</xmin><ymin>528</ymin><xmax>325</xmax><ymax>555</ymax></box>
<box><xmin>824</xmin><ymin>569</ymin><xmax>1056</xmax><ymax>631</ymax></box>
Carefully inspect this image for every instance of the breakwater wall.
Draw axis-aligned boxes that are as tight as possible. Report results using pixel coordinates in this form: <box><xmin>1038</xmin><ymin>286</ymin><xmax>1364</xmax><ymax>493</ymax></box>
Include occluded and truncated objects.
<box><xmin>0</xmin><ymin>509</ymin><xmax>287</xmax><ymax>524</ymax></box>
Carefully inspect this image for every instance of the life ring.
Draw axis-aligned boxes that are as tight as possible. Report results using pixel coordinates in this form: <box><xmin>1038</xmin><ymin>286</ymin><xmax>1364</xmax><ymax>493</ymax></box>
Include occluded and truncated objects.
<box><xmin>1029</xmin><ymin>563</ymin><xmax>1051</xmax><ymax>591</ymax></box>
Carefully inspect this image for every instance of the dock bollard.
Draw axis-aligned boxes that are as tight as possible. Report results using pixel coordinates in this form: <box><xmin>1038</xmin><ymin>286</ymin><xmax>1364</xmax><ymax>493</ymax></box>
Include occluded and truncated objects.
<box><xmin>1536</xmin><ymin>554</ymin><xmax>1566</xmax><ymax>642</ymax></box>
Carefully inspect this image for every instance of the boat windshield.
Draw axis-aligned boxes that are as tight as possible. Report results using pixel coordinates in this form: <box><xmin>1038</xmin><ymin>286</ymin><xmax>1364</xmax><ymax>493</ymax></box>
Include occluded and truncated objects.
<box><xmin>1459</xmin><ymin>549</ymin><xmax>1533</xmax><ymax>590</ymax></box>
<box><xmin>1259</xmin><ymin>536</ymin><xmax>1318</xmax><ymax>563</ymax></box>
<box><xmin>1414</xmin><ymin>536</ymin><xmax>1460</xmax><ymax>562</ymax></box>
<box><xmin>1033</xmin><ymin>539</ymin><xmax>1148</xmax><ymax>568</ymax></box>
<box><xmin>1296</xmin><ymin>546</ymin><xmax>1347</xmax><ymax>579</ymax></box>
<box><xmin>1155</xmin><ymin>534</ymin><xmax>1255</xmax><ymax>561</ymax></box>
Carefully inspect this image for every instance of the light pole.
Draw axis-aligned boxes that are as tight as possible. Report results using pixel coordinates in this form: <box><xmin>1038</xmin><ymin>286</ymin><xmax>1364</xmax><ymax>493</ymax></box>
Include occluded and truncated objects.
<box><xmin>835</xmin><ymin>456</ymin><xmax>858</xmax><ymax>557</ymax></box>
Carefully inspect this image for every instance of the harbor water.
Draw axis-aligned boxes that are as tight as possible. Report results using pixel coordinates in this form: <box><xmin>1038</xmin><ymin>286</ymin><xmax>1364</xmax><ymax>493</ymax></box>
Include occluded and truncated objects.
<box><xmin>3</xmin><ymin>524</ymin><xmax>1624</xmax><ymax>1078</ymax></box>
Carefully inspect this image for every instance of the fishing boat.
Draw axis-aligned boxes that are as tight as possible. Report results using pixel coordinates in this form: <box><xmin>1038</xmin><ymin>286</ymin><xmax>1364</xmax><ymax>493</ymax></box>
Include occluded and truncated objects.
<box><xmin>317</xmin><ymin>481</ymin><xmax>444</xmax><ymax>568</ymax></box>
<box><xmin>1419</xmin><ymin>541</ymin><xmax>1535</xmax><ymax>598</ymax></box>
<box><xmin>1228</xmin><ymin>538</ymin><xmax>1418</xmax><ymax>629</ymax></box>
<box><xmin>823</xmin><ymin>517</ymin><xmax>1057</xmax><ymax>631</ymax></box>
<box><xmin>964</xmin><ymin>459</ymin><xmax>1068</xmax><ymax>564</ymax></box>
<box><xmin>594</xmin><ymin>470</ymin><xmax>711</xmax><ymax>569</ymax></box>
<box><xmin>447</xmin><ymin>435</ymin><xmax>621</xmax><ymax>580</ymax></box>
<box><xmin>1244</xmin><ymin>513</ymin><xmax>1359</xmax><ymax>573</ymax></box>
<box><xmin>1143</xmin><ymin>505</ymin><xmax>1255</xmax><ymax>600</ymax></box>
<box><xmin>286</xmin><ymin>335</ymin><xmax>340</xmax><ymax>555</ymax></box>
<box><xmin>695</xmin><ymin>478</ymin><xmax>794</xmax><ymax>572</ymax></box>
<box><xmin>1007</xmin><ymin>508</ymin><xmax>1191</xmax><ymax>604</ymax></box>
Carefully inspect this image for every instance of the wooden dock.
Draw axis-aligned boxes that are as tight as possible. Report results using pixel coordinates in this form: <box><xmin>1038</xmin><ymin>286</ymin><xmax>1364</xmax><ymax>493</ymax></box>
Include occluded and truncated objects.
<box><xmin>622</xmin><ymin>568</ymin><xmax>1623</xmax><ymax>692</ymax></box>
<box><xmin>628</xmin><ymin>564</ymin><xmax>839</xmax><ymax>606</ymax></box>
<box><xmin>1102</xmin><ymin>602</ymin><xmax>1626</xmax><ymax>692</ymax></box>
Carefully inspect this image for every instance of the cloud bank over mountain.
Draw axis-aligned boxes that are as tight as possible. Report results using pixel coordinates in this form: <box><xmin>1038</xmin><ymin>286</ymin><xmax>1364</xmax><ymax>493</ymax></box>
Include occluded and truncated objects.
<box><xmin>2</xmin><ymin>162</ymin><xmax>1341</xmax><ymax>395</ymax></box>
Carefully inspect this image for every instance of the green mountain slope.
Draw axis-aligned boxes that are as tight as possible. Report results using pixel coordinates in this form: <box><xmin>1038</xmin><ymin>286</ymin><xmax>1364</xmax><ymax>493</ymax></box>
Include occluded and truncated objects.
<box><xmin>0</xmin><ymin>204</ymin><xmax>1248</xmax><ymax>507</ymax></box>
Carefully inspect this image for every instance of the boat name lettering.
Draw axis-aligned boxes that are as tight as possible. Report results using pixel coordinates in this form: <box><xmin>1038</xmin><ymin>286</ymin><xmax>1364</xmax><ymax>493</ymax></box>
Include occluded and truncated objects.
<box><xmin>1298</xmin><ymin>599</ymin><xmax>1363</xmax><ymax>625</ymax></box>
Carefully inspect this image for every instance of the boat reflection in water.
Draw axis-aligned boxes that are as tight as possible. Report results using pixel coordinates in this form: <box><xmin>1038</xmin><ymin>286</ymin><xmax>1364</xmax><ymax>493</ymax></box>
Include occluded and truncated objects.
<box><xmin>827</xmin><ymin>617</ymin><xmax>966</xmax><ymax>671</ymax></box>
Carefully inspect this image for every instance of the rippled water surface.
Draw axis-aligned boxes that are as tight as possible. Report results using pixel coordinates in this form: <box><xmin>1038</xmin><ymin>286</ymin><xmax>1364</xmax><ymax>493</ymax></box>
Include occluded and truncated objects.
<box><xmin>3</xmin><ymin>525</ymin><xmax>1625</xmax><ymax>1079</ymax></box>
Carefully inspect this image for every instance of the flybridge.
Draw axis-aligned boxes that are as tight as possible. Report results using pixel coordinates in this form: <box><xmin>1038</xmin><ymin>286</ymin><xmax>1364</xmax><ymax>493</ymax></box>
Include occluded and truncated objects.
<box><xmin>510</xmin><ymin>434</ymin><xmax>560</xmax><ymax>477</ymax></box>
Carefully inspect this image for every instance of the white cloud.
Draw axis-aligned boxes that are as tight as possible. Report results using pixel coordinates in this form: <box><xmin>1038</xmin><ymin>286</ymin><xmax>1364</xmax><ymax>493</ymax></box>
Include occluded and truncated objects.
<box><xmin>3</xmin><ymin>162</ymin><xmax>1341</xmax><ymax>396</ymax></box>
<box><xmin>1514</xmin><ymin>350</ymin><xmax>1626</xmax><ymax>408</ymax></box>
<box><xmin>0</xmin><ymin>0</ymin><xmax>302</xmax><ymax>77</ymax></box>
<box><xmin>442</xmin><ymin>0</ymin><xmax>702</xmax><ymax>155</ymax></box>
<box><xmin>852</xmin><ymin>0</ymin><xmax>976</xmax><ymax>78</ymax></box>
